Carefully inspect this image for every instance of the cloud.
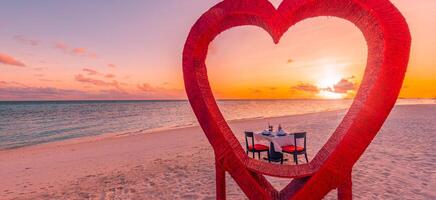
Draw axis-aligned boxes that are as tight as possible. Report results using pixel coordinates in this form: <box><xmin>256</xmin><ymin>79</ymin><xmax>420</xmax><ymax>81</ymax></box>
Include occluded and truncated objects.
<box><xmin>249</xmin><ymin>88</ymin><xmax>262</xmax><ymax>94</ymax></box>
<box><xmin>75</xmin><ymin>74</ymin><xmax>120</xmax><ymax>88</ymax></box>
<box><xmin>291</xmin><ymin>83</ymin><xmax>320</xmax><ymax>93</ymax></box>
<box><xmin>0</xmin><ymin>86</ymin><xmax>90</xmax><ymax>100</ymax></box>
<box><xmin>105</xmin><ymin>73</ymin><xmax>116</xmax><ymax>79</ymax></box>
<box><xmin>55</xmin><ymin>42</ymin><xmax>69</xmax><ymax>51</ymax></box>
<box><xmin>39</xmin><ymin>79</ymin><xmax>61</xmax><ymax>82</ymax></box>
<box><xmin>0</xmin><ymin>53</ymin><xmax>26</xmax><ymax>67</ymax></box>
<box><xmin>137</xmin><ymin>83</ymin><xmax>154</xmax><ymax>92</ymax></box>
<box><xmin>82</xmin><ymin>68</ymin><xmax>99</xmax><ymax>76</ymax></box>
<box><xmin>13</xmin><ymin>35</ymin><xmax>40</xmax><ymax>46</ymax></box>
<box><xmin>0</xmin><ymin>81</ymin><xmax>27</xmax><ymax>87</ymax></box>
<box><xmin>291</xmin><ymin>77</ymin><xmax>357</xmax><ymax>95</ymax></box>
<box><xmin>72</xmin><ymin>48</ymin><xmax>86</xmax><ymax>55</ymax></box>
<box><xmin>0</xmin><ymin>81</ymin><xmax>185</xmax><ymax>100</ymax></box>
<box><xmin>137</xmin><ymin>82</ymin><xmax>185</xmax><ymax>98</ymax></box>
<box><xmin>54</xmin><ymin>41</ymin><xmax>98</xmax><ymax>58</ymax></box>
<box><xmin>81</xmin><ymin>68</ymin><xmax>116</xmax><ymax>79</ymax></box>
<box><xmin>332</xmin><ymin>78</ymin><xmax>356</xmax><ymax>93</ymax></box>
<box><xmin>0</xmin><ymin>86</ymin><xmax>131</xmax><ymax>100</ymax></box>
<box><xmin>107</xmin><ymin>64</ymin><xmax>116</xmax><ymax>68</ymax></box>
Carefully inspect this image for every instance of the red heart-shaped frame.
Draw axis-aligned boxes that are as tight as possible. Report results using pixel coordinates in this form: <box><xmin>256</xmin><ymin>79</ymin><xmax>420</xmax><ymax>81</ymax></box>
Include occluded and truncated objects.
<box><xmin>183</xmin><ymin>0</ymin><xmax>411</xmax><ymax>199</ymax></box>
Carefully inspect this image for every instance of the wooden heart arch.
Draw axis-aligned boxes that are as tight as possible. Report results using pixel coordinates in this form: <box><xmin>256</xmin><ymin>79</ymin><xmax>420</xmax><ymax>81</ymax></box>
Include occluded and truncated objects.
<box><xmin>182</xmin><ymin>0</ymin><xmax>411</xmax><ymax>199</ymax></box>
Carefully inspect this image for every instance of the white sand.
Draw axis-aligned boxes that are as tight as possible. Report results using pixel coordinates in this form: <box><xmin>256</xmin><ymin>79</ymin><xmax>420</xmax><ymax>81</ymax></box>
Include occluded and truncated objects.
<box><xmin>0</xmin><ymin>104</ymin><xmax>434</xmax><ymax>199</ymax></box>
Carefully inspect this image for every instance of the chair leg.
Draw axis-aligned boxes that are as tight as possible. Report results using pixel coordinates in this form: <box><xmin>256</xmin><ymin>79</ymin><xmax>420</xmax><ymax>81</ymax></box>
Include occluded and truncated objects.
<box><xmin>258</xmin><ymin>152</ymin><xmax>261</xmax><ymax>159</ymax></box>
<box><xmin>267</xmin><ymin>152</ymin><xmax>270</xmax><ymax>163</ymax></box>
<box><xmin>305</xmin><ymin>153</ymin><xmax>309</xmax><ymax>163</ymax></box>
<box><xmin>294</xmin><ymin>154</ymin><xmax>298</xmax><ymax>165</ymax></box>
<box><xmin>252</xmin><ymin>151</ymin><xmax>255</xmax><ymax>158</ymax></box>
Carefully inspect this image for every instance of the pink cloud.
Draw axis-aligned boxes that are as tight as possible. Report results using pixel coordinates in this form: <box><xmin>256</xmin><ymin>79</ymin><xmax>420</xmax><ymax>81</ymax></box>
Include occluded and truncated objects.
<box><xmin>39</xmin><ymin>79</ymin><xmax>61</xmax><ymax>82</ymax></box>
<box><xmin>54</xmin><ymin>42</ymin><xmax>97</xmax><ymax>58</ymax></box>
<box><xmin>137</xmin><ymin>83</ymin><xmax>154</xmax><ymax>92</ymax></box>
<box><xmin>72</xmin><ymin>48</ymin><xmax>86</xmax><ymax>55</ymax></box>
<box><xmin>332</xmin><ymin>79</ymin><xmax>356</xmax><ymax>93</ymax></box>
<box><xmin>81</xmin><ymin>68</ymin><xmax>117</xmax><ymax>79</ymax></box>
<box><xmin>0</xmin><ymin>81</ymin><xmax>27</xmax><ymax>87</ymax></box>
<box><xmin>75</xmin><ymin>74</ymin><xmax>119</xmax><ymax>88</ymax></box>
<box><xmin>82</xmin><ymin>68</ymin><xmax>99</xmax><ymax>76</ymax></box>
<box><xmin>0</xmin><ymin>86</ymin><xmax>89</xmax><ymax>100</ymax></box>
<box><xmin>0</xmin><ymin>82</ymin><xmax>185</xmax><ymax>100</ymax></box>
<box><xmin>87</xmin><ymin>52</ymin><xmax>98</xmax><ymax>59</ymax></box>
<box><xmin>0</xmin><ymin>53</ymin><xmax>26</xmax><ymax>67</ymax></box>
<box><xmin>13</xmin><ymin>35</ymin><xmax>40</xmax><ymax>46</ymax></box>
<box><xmin>107</xmin><ymin>64</ymin><xmax>116</xmax><ymax>68</ymax></box>
<box><xmin>105</xmin><ymin>73</ymin><xmax>116</xmax><ymax>79</ymax></box>
<box><xmin>136</xmin><ymin>83</ymin><xmax>185</xmax><ymax>98</ymax></box>
<box><xmin>55</xmin><ymin>42</ymin><xmax>69</xmax><ymax>51</ymax></box>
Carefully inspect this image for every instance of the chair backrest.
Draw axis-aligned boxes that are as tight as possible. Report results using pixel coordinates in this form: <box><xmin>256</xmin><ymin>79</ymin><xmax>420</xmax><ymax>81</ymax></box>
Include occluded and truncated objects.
<box><xmin>244</xmin><ymin>131</ymin><xmax>255</xmax><ymax>149</ymax></box>
<box><xmin>293</xmin><ymin>132</ymin><xmax>307</xmax><ymax>150</ymax></box>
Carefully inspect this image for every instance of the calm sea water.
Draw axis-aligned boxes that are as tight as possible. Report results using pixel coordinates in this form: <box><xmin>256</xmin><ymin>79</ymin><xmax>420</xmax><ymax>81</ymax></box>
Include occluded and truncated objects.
<box><xmin>0</xmin><ymin>99</ymin><xmax>433</xmax><ymax>149</ymax></box>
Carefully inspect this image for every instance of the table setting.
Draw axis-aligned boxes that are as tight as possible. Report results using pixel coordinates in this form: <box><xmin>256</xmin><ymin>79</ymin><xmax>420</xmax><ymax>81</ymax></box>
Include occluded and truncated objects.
<box><xmin>254</xmin><ymin>124</ymin><xmax>296</xmax><ymax>162</ymax></box>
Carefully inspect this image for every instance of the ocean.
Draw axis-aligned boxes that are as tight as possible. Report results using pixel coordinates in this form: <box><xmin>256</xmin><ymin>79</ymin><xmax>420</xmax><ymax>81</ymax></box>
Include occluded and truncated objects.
<box><xmin>0</xmin><ymin>99</ymin><xmax>433</xmax><ymax>150</ymax></box>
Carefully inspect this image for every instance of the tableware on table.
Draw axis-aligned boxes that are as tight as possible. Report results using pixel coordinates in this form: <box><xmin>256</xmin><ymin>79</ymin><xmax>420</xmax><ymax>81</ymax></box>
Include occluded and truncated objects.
<box><xmin>261</xmin><ymin>130</ymin><xmax>271</xmax><ymax>136</ymax></box>
<box><xmin>277</xmin><ymin>129</ymin><xmax>286</xmax><ymax>136</ymax></box>
<box><xmin>268</xmin><ymin>124</ymin><xmax>273</xmax><ymax>132</ymax></box>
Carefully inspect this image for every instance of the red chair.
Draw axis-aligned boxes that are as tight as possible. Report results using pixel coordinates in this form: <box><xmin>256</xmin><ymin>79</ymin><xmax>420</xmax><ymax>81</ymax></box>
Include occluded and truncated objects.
<box><xmin>245</xmin><ymin>131</ymin><xmax>269</xmax><ymax>160</ymax></box>
<box><xmin>282</xmin><ymin>132</ymin><xmax>308</xmax><ymax>164</ymax></box>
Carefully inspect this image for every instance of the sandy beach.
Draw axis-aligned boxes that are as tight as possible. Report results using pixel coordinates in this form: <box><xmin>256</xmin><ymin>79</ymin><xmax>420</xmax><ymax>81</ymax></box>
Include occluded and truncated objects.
<box><xmin>0</xmin><ymin>104</ymin><xmax>435</xmax><ymax>200</ymax></box>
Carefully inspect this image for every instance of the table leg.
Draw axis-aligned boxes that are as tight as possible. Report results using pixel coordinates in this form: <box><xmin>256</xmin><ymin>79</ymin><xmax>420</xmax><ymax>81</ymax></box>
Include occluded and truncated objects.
<box><xmin>268</xmin><ymin>142</ymin><xmax>284</xmax><ymax>162</ymax></box>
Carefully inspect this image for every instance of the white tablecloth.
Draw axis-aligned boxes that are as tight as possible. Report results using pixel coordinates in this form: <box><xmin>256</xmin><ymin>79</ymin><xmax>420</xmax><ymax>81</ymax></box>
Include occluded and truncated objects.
<box><xmin>254</xmin><ymin>132</ymin><xmax>295</xmax><ymax>152</ymax></box>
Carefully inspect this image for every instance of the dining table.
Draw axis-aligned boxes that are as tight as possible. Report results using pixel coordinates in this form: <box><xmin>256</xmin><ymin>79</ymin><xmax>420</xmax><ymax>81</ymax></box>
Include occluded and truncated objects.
<box><xmin>254</xmin><ymin>130</ymin><xmax>295</xmax><ymax>162</ymax></box>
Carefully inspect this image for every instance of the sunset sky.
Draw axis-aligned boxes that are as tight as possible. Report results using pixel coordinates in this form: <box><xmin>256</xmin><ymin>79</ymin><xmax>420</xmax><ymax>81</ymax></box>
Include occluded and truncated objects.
<box><xmin>0</xmin><ymin>0</ymin><xmax>435</xmax><ymax>100</ymax></box>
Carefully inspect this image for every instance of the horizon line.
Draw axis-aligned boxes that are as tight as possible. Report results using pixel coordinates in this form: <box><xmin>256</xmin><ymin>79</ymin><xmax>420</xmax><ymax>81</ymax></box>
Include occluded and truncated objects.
<box><xmin>0</xmin><ymin>97</ymin><xmax>434</xmax><ymax>102</ymax></box>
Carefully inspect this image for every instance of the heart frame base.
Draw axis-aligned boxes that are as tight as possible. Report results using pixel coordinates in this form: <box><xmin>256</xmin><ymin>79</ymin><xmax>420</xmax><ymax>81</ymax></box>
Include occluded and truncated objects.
<box><xmin>183</xmin><ymin>0</ymin><xmax>411</xmax><ymax>199</ymax></box>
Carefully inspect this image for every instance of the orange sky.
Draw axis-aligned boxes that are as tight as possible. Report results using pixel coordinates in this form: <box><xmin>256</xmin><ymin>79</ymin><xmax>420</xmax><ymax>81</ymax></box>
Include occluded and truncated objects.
<box><xmin>0</xmin><ymin>0</ymin><xmax>435</xmax><ymax>100</ymax></box>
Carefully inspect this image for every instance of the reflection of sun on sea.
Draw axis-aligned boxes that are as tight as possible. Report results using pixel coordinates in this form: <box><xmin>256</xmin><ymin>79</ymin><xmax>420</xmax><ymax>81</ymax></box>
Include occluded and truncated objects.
<box><xmin>316</xmin><ymin>69</ymin><xmax>345</xmax><ymax>99</ymax></box>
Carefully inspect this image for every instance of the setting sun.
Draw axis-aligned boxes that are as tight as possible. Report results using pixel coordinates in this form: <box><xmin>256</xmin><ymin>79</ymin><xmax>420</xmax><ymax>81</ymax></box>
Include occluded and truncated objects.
<box><xmin>315</xmin><ymin>66</ymin><xmax>342</xmax><ymax>89</ymax></box>
<box><xmin>315</xmin><ymin>66</ymin><xmax>346</xmax><ymax>99</ymax></box>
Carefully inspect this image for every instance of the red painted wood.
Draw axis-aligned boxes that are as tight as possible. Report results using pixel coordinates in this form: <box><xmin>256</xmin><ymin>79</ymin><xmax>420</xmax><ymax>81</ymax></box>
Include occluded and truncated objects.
<box><xmin>216</xmin><ymin>159</ymin><xmax>226</xmax><ymax>200</ymax></box>
<box><xmin>338</xmin><ymin>171</ymin><xmax>352</xmax><ymax>200</ymax></box>
<box><xmin>183</xmin><ymin>0</ymin><xmax>411</xmax><ymax>199</ymax></box>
